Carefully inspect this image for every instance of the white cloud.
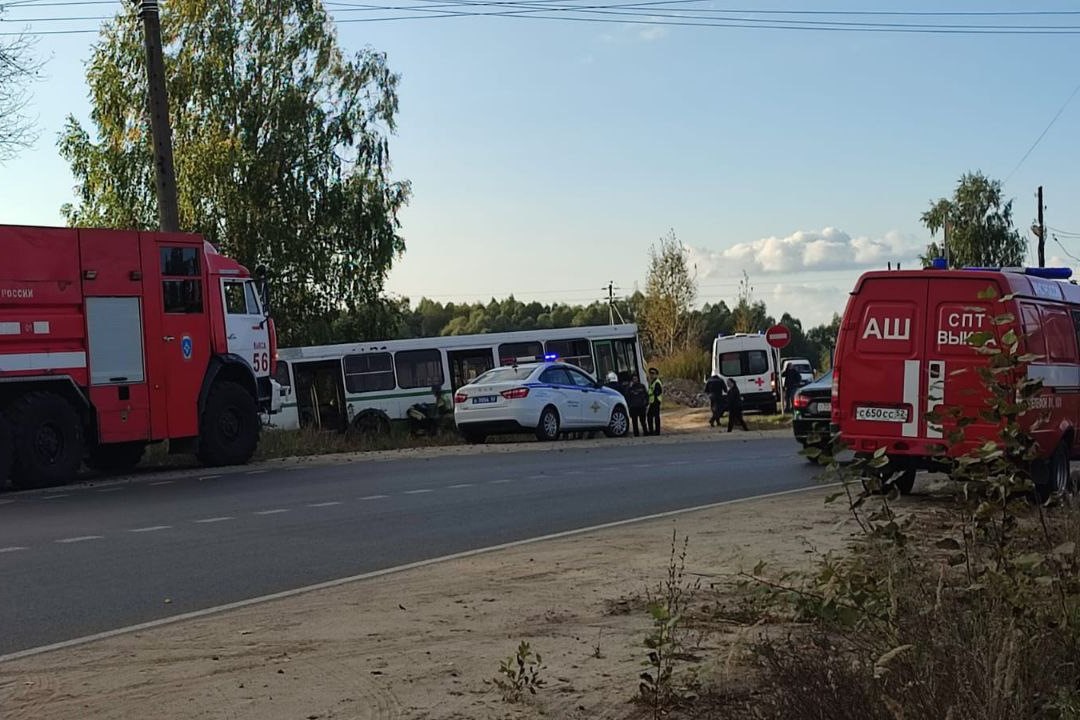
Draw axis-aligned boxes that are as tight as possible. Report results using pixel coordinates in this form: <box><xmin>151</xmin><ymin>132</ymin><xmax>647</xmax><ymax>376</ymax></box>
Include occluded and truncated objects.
<box><xmin>599</xmin><ymin>22</ymin><xmax>669</xmax><ymax>44</ymax></box>
<box><xmin>688</xmin><ymin>227</ymin><xmax>924</xmax><ymax>279</ymax></box>
<box><xmin>637</xmin><ymin>25</ymin><xmax>669</xmax><ymax>42</ymax></box>
<box><xmin>762</xmin><ymin>283</ymin><xmax>849</xmax><ymax>328</ymax></box>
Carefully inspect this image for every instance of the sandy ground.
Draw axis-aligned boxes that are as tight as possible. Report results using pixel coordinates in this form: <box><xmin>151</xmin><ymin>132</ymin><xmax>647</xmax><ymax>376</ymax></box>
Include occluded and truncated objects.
<box><xmin>0</xmin><ymin>479</ymin><xmax>855</xmax><ymax>720</ymax></box>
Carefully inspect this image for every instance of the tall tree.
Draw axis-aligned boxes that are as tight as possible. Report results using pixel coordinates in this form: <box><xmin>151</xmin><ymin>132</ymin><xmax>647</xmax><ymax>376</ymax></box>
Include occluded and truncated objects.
<box><xmin>919</xmin><ymin>171</ymin><xmax>1025</xmax><ymax>268</ymax></box>
<box><xmin>731</xmin><ymin>271</ymin><xmax>770</xmax><ymax>334</ymax></box>
<box><xmin>0</xmin><ymin>5</ymin><xmax>40</xmax><ymax>162</ymax></box>
<box><xmin>59</xmin><ymin>0</ymin><xmax>410</xmax><ymax>345</ymax></box>
<box><xmin>641</xmin><ymin>229</ymin><xmax>698</xmax><ymax>357</ymax></box>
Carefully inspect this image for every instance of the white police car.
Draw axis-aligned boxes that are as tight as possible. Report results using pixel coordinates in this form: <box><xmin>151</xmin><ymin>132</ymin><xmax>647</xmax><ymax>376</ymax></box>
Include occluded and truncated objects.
<box><xmin>453</xmin><ymin>361</ymin><xmax>630</xmax><ymax>443</ymax></box>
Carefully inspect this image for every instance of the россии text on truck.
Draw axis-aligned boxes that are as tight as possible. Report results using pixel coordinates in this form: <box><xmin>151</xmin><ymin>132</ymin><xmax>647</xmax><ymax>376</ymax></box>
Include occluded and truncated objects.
<box><xmin>0</xmin><ymin>224</ymin><xmax>278</xmax><ymax>490</ymax></box>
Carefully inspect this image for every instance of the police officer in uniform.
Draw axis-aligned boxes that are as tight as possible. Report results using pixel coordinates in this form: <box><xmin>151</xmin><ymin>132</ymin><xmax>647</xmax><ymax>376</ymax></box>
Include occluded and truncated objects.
<box><xmin>646</xmin><ymin>367</ymin><xmax>663</xmax><ymax>435</ymax></box>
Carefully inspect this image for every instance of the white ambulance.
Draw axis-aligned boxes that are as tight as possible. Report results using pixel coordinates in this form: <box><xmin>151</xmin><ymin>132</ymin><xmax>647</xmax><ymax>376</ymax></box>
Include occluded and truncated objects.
<box><xmin>711</xmin><ymin>333</ymin><xmax>781</xmax><ymax>414</ymax></box>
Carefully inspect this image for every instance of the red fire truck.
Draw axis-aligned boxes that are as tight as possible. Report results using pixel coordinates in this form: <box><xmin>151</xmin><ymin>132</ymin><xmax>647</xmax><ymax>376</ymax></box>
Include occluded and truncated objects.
<box><xmin>0</xmin><ymin>224</ymin><xmax>277</xmax><ymax>490</ymax></box>
<box><xmin>833</xmin><ymin>265</ymin><xmax>1079</xmax><ymax>497</ymax></box>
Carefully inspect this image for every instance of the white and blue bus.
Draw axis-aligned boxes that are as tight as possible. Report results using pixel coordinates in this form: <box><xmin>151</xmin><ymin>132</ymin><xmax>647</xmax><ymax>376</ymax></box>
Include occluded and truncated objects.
<box><xmin>269</xmin><ymin>324</ymin><xmax>647</xmax><ymax>432</ymax></box>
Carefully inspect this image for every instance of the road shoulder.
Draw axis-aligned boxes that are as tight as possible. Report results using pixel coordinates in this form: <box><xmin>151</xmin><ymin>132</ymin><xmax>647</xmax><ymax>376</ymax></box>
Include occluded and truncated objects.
<box><xmin>0</xmin><ymin>484</ymin><xmax>852</xmax><ymax>720</ymax></box>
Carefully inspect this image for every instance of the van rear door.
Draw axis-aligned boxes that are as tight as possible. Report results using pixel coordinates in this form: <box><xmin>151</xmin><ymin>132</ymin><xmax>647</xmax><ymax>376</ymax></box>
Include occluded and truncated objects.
<box><xmin>839</xmin><ymin>277</ymin><xmax>927</xmax><ymax>441</ymax></box>
<box><xmin>924</xmin><ymin>278</ymin><xmax>1004</xmax><ymax>445</ymax></box>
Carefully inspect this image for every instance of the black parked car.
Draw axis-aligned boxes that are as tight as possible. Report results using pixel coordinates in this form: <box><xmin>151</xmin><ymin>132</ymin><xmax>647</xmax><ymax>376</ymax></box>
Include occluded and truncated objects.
<box><xmin>792</xmin><ymin>369</ymin><xmax>833</xmax><ymax>458</ymax></box>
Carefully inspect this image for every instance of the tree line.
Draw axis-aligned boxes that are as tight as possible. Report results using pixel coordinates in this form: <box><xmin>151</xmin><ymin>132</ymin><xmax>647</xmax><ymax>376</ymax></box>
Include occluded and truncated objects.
<box><xmin>0</xmin><ymin>2</ymin><xmax>1029</xmax><ymax>379</ymax></box>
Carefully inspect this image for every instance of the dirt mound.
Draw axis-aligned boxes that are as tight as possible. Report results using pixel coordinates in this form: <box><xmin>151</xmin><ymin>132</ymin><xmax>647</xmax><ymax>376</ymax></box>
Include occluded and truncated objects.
<box><xmin>663</xmin><ymin>377</ymin><xmax>709</xmax><ymax>408</ymax></box>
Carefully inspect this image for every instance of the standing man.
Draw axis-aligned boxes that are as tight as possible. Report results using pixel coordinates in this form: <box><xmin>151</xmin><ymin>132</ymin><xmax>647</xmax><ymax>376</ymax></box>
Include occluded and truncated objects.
<box><xmin>627</xmin><ymin>374</ymin><xmax>649</xmax><ymax>437</ymax></box>
<box><xmin>782</xmin><ymin>362</ymin><xmax>802</xmax><ymax>413</ymax></box>
<box><xmin>646</xmin><ymin>367</ymin><xmax>663</xmax><ymax>436</ymax></box>
<box><xmin>705</xmin><ymin>374</ymin><xmax>726</xmax><ymax>427</ymax></box>
<box><xmin>726</xmin><ymin>378</ymin><xmax>749</xmax><ymax>432</ymax></box>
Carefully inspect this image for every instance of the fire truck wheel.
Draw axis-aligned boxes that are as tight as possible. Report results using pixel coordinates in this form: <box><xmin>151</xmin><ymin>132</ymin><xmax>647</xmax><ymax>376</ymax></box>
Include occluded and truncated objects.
<box><xmin>197</xmin><ymin>381</ymin><xmax>260</xmax><ymax>467</ymax></box>
<box><xmin>85</xmin><ymin>442</ymin><xmax>146</xmax><ymax>475</ymax></box>
<box><xmin>7</xmin><ymin>392</ymin><xmax>85</xmax><ymax>489</ymax></box>
<box><xmin>0</xmin><ymin>412</ymin><xmax>13</xmax><ymax>491</ymax></box>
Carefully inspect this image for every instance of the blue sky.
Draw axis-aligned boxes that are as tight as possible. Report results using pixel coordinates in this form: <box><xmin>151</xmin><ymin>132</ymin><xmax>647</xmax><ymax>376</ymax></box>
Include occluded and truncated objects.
<box><xmin>1</xmin><ymin>1</ymin><xmax>1079</xmax><ymax>327</ymax></box>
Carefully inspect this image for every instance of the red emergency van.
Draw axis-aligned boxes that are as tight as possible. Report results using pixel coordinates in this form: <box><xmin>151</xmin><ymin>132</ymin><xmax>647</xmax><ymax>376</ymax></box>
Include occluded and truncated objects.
<box><xmin>832</xmin><ymin>265</ymin><xmax>1079</xmax><ymax>496</ymax></box>
<box><xmin>0</xmin><ymin>225</ymin><xmax>277</xmax><ymax>490</ymax></box>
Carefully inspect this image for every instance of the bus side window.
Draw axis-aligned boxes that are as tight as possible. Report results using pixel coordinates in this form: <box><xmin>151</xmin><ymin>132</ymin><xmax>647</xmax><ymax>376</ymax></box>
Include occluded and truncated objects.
<box><xmin>395</xmin><ymin>349</ymin><xmax>444</xmax><ymax>389</ymax></box>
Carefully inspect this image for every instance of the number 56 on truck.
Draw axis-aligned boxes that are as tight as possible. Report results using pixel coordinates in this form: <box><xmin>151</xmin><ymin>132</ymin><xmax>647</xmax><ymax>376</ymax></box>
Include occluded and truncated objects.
<box><xmin>0</xmin><ymin>224</ymin><xmax>277</xmax><ymax>490</ymax></box>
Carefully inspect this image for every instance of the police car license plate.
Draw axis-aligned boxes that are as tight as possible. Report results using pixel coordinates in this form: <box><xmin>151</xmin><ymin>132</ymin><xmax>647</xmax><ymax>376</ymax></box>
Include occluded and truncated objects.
<box><xmin>472</xmin><ymin>396</ymin><xmax>497</xmax><ymax>405</ymax></box>
<box><xmin>855</xmin><ymin>406</ymin><xmax>908</xmax><ymax>422</ymax></box>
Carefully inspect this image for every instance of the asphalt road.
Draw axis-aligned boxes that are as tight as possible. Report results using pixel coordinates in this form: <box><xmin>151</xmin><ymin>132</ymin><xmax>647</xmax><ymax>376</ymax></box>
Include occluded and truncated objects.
<box><xmin>0</xmin><ymin>435</ymin><xmax>820</xmax><ymax>656</ymax></box>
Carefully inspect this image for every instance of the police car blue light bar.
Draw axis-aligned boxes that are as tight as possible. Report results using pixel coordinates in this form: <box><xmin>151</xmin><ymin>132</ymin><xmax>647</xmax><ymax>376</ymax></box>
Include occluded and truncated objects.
<box><xmin>544</xmin><ymin>353</ymin><xmax>558</xmax><ymax>361</ymax></box>
<box><xmin>1024</xmin><ymin>267</ymin><xmax>1073</xmax><ymax>280</ymax></box>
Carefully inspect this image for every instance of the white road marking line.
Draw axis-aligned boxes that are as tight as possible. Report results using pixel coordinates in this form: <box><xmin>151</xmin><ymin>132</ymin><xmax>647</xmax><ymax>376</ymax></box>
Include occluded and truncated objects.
<box><xmin>55</xmin><ymin>536</ymin><xmax>104</xmax><ymax>544</ymax></box>
<box><xmin>149</xmin><ymin>481</ymin><xmax>174</xmax><ymax>486</ymax></box>
<box><xmin>253</xmin><ymin>509</ymin><xmax>290</xmax><ymax>516</ymax></box>
<box><xmin>448</xmin><ymin>483</ymin><xmax>474</xmax><ymax>489</ymax></box>
<box><xmin>245</xmin><ymin>470</ymin><xmax>266</xmax><ymax>476</ymax></box>
<box><xmin>194</xmin><ymin>516</ymin><xmax>234</xmax><ymax>524</ymax></box>
<box><xmin>308</xmin><ymin>501</ymin><xmax>342</xmax><ymax>508</ymax></box>
<box><xmin>128</xmin><ymin>526</ymin><xmax>171</xmax><ymax>533</ymax></box>
<box><xmin>0</xmin><ymin>483</ymin><xmax>838</xmax><ymax>665</ymax></box>
<box><xmin>0</xmin><ymin>546</ymin><xmax>28</xmax><ymax>553</ymax></box>
<box><xmin>563</xmin><ymin>470</ymin><xmax>585</xmax><ymax>475</ymax></box>
<box><xmin>199</xmin><ymin>475</ymin><xmax>222</xmax><ymax>481</ymax></box>
<box><xmin>96</xmin><ymin>487</ymin><xmax>124</xmax><ymax>493</ymax></box>
<box><xmin>0</xmin><ymin>499</ymin><xmax>15</xmax><ymax>506</ymax></box>
<box><xmin>41</xmin><ymin>494</ymin><xmax>69</xmax><ymax>500</ymax></box>
<box><xmin>667</xmin><ymin>460</ymin><xmax>692</xmax><ymax>466</ymax></box>
<box><xmin>359</xmin><ymin>494</ymin><xmax>388</xmax><ymax>501</ymax></box>
<box><xmin>489</xmin><ymin>479</ymin><xmax>512</xmax><ymax>484</ymax></box>
<box><xmin>404</xmin><ymin>488</ymin><xmax>434</xmax><ymax>495</ymax></box>
<box><xmin>632</xmin><ymin>463</ymin><xmax>655</xmax><ymax>468</ymax></box>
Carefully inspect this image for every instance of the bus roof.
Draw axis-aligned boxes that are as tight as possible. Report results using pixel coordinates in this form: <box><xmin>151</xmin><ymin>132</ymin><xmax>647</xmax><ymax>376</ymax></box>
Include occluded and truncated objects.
<box><xmin>278</xmin><ymin>323</ymin><xmax>641</xmax><ymax>362</ymax></box>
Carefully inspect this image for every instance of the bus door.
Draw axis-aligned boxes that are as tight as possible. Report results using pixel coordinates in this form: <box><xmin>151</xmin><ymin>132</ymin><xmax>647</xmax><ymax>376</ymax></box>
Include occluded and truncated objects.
<box><xmin>447</xmin><ymin>348</ymin><xmax>496</xmax><ymax>390</ymax></box>
<box><xmin>593</xmin><ymin>340</ymin><xmax>616</xmax><ymax>379</ymax></box>
<box><xmin>293</xmin><ymin>359</ymin><xmax>347</xmax><ymax>431</ymax></box>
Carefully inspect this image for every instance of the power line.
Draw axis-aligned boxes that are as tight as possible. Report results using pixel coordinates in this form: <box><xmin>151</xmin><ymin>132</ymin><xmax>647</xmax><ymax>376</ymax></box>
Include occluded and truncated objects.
<box><xmin>12</xmin><ymin>3</ymin><xmax>1080</xmax><ymax>35</ymax></box>
<box><xmin>1004</xmin><ymin>81</ymin><xmax>1080</xmax><ymax>183</ymax></box>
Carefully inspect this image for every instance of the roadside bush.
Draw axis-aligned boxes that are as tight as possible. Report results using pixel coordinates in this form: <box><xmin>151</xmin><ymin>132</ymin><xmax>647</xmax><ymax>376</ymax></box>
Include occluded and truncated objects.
<box><xmin>735</xmin><ymin>284</ymin><xmax>1080</xmax><ymax>719</ymax></box>
<box><xmin>654</xmin><ymin>347</ymin><xmax>710</xmax><ymax>382</ymax></box>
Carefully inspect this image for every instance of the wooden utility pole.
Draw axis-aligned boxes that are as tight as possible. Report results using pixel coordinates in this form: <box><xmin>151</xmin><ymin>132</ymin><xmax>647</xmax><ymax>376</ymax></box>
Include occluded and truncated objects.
<box><xmin>1037</xmin><ymin>186</ymin><xmax>1046</xmax><ymax>268</ymax></box>
<box><xmin>134</xmin><ymin>0</ymin><xmax>179</xmax><ymax>232</ymax></box>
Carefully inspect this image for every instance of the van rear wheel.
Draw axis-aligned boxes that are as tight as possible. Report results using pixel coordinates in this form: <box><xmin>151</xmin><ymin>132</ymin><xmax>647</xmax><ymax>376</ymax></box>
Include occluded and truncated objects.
<box><xmin>1032</xmin><ymin>442</ymin><xmax>1071</xmax><ymax>500</ymax></box>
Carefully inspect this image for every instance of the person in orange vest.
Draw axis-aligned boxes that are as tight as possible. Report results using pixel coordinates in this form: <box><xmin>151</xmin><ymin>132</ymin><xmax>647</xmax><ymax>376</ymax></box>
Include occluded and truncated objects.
<box><xmin>646</xmin><ymin>367</ymin><xmax>663</xmax><ymax>435</ymax></box>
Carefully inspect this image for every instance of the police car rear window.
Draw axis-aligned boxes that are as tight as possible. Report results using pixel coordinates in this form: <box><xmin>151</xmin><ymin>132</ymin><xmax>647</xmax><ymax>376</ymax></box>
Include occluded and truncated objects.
<box><xmin>474</xmin><ymin>366</ymin><xmax>534</xmax><ymax>383</ymax></box>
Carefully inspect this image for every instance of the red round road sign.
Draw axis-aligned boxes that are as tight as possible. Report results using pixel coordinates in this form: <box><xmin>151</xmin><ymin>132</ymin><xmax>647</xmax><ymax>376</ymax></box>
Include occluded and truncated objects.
<box><xmin>765</xmin><ymin>324</ymin><xmax>791</xmax><ymax>349</ymax></box>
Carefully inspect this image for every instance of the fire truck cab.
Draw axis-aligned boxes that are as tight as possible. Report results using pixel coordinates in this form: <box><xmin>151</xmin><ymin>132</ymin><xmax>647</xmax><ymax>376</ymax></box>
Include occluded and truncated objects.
<box><xmin>833</xmin><ymin>265</ymin><xmax>1080</xmax><ymax>496</ymax></box>
<box><xmin>0</xmin><ymin>224</ymin><xmax>277</xmax><ymax>489</ymax></box>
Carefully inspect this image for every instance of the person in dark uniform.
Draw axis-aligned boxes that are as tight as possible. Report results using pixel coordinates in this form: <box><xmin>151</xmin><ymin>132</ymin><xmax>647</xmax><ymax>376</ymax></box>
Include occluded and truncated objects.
<box><xmin>646</xmin><ymin>367</ymin><xmax>663</xmax><ymax>436</ymax></box>
<box><xmin>725</xmin><ymin>378</ymin><xmax>749</xmax><ymax>432</ymax></box>
<box><xmin>705</xmin><ymin>374</ymin><xmax>726</xmax><ymax>427</ymax></box>
<box><xmin>782</xmin><ymin>363</ymin><xmax>803</xmax><ymax>413</ymax></box>
<box><xmin>627</xmin><ymin>374</ymin><xmax>649</xmax><ymax>437</ymax></box>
